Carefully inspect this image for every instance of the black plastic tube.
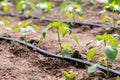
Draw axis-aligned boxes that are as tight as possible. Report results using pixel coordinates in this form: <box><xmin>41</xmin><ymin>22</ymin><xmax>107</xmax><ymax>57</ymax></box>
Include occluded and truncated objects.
<box><xmin>1</xmin><ymin>13</ymin><xmax>120</xmax><ymax>29</ymax></box>
<box><xmin>0</xmin><ymin>36</ymin><xmax>120</xmax><ymax>76</ymax></box>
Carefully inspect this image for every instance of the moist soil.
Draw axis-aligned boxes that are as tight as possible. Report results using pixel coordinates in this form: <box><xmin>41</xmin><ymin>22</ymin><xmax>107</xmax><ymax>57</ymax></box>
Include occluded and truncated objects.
<box><xmin>0</xmin><ymin>2</ymin><xmax>120</xmax><ymax>80</ymax></box>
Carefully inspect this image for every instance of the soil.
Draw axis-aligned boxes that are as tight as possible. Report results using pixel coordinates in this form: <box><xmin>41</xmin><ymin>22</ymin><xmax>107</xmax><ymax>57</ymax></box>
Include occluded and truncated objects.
<box><xmin>0</xmin><ymin>1</ymin><xmax>120</xmax><ymax>80</ymax></box>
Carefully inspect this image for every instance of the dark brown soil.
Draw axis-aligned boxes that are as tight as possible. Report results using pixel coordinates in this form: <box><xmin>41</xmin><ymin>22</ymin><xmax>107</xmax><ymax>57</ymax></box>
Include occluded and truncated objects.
<box><xmin>0</xmin><ymin>37</ymin><xmax>117</xmax><ymax>80</ymax></box>
<box><xmin>0</xmin><ymin>40</ymin><xmax>74</xmax><ymax>80</ymax></box>
<box><xmin>0</xmin><ymin>1</ymin><xmax>120</xmax><ymax>80</ymax></box>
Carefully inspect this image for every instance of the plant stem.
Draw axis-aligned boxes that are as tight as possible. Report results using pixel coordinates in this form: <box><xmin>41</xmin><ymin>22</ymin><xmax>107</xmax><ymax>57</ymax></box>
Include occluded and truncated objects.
<box><xmin>103</xmin><ymin>38</ymin><xmax>110</xmax><ymax>78</ymax></box>
<box><xmin>38</xmin><ymin>36</ymin><xmax>43</xmax><ymax>47</ymax></box>
<box><xmin>73</xmin><ymin>11</ymin><xmax>76</xmax><ymax>22</ymax></box>
<box><xmin>112</xmin><ymin>11</ymin><xmax>115</xmax><ymax>27</ymax></box>
<box><xmin>106</xmin><ymin>59</ymin><xmax>110</xmax><ymax>78</ymax></box>
<box><xmin>24</xmin><ymin>34</ymin><xmax>28</xmax><ymax>50</ymax></box>
<box><xmin>57</xmin><ymin>28</ymin><xmax>63</xmax><ymax>56</ymax></box>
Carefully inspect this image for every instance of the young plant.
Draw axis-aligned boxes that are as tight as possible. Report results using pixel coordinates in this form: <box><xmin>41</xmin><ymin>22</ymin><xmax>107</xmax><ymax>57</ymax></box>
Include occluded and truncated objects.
<box><xmin>0</xmin><ymin>0</ymin><xmax>13</xmax><ymax>13</ymax></box>
<box><xmin>60</xmin><ymin>2</ymin><xmax>83</xmax><ymax>23</ymax></box>
<box><xmin>87</xmin><ymin>33</ymin><xmax>118</xmax><ymax>77</ymax></box>
<box><xmin>42</xmin><ymin>21</ymin><xmax>71</xmax><ymax>57</ymax></box>
<box><xmin>99</xmin><ymin>0</ymin><xmax>120</xmax><ymax>29</ymax></box>
<box><xmin>0</xmin><ymin>19</ymin><xmax>9</xmax><ymax>26</ymax></box>
<box><xmin>0</xmin><ymin>19</ymin><xmax>10</xmax><ymax>31</ymax></box>
<box><xmin>16</xmin><ymin>0</ymin><xmax>35</xmax><ymax>17</ymax></box>
<box><xmin>36</xmin><ymin>1</ymin><xmax>53</xmax><ymax>13</ymax></box>
<box><xmin>11</xmin><ymin>22</ymin><xmax>42</xmax><ymax>48</ymax></box>
<box><xmin>63</xmin><ymin>71</ymin><xmax>75</xmax><ymax>80</ymax></box>
<box><xmin>36</xmin><ymin>1</ymin><xmax>53</xmax><ymax>20</ymax></box>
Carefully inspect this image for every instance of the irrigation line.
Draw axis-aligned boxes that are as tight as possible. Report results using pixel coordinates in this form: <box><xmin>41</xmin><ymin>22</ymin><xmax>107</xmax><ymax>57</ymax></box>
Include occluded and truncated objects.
<box><xmin>1</xmin><ymin>13</ymin><xmax>120</xmax><ymax>29</ymax></box>
<box><xmin>0</xmin><ymin>36</ymin><xmax>120</xmax><ymax>76</ymax></box>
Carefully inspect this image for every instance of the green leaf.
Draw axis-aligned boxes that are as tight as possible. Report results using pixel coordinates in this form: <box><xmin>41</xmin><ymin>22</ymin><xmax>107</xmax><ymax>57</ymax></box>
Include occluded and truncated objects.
<box><xmin>98</xmin><ymin>57</ymin><xmax>105</xmax><ymax>61</ymax></box>
<box><xmin>42</xmin><ymin>25</ymin><xmax>52</xmax><ymax>38</ymax></box>
<box><xmin>103</xmin><ymin>33</ymin><xmax>112</xmax><ymax>41</ymax></box>
<box><xmin>36</xmin><ymin>2</ymin><xmax>53</xmax><ymax>12</ymax></box>
<box><xmin>16</xmin><ymin>1</ymin><xmax>21</xmax><ymax>11</ymax></box>
<box><xmin>32</xmin><ymin>25</ymin><xmax>42</xmax><ymax>32</ymax></box>
<box><xmin>62</xmin><ymin>48</ymin><xmax>70</xmax><ymax>57</ymax></box>
<box><xmin>11</xmin><ymin>24</ymin><xmax>19</xmax><ymax>32</ymax></box>
<box><xmin>60</xmin><ymin>24</ymin><xmax>70</xmax><ymax>37</ymax></box>
<box><xmin>108</xmin><ymin>39</ymin><xmax>118</xmax><ymax>48</ymax></box>
<box><xmin>63</xmin><ymin>44</ymin><xmax>71</xmax><ymax>51</ymax></box>
<box><xmin>20</xmin><ymin>22</ymin><xmax>29</xmax><ymax>27</ymax></box>
<box><xmin>72</xmin><ymin>35</ymin><xmax>79</xmax><ymax>45</ymax></box>
<box><xmin>66</xmin><ymin>12</ymin><xmax>73</xmax><ymax>19</ymax></box>
<box><xmin>63</xmin><ymin>71</ymin><xmax>75</xmax><ymax>80</ymax></box>
<box><xmin>102</xmin><ymin>16</ymin><xmax>109</xmax><ymax>23</ymax></box>
<box><xmin>87</xmin><ymin>48</ymin><xmax>97</xmax><ymax>61</ymax></box>
<box><xmin>15</xmin><ymin>28</ymin><xmax>21</xmax><ymax>32</ymax></box>
<box><xmin>42</xmin><ymin>31</ymin><xmax>46</xmax><ymax>38</ymax></box>
<box><xmin>87</xmin><ymin>64</ymin><xmax>97</xmax><ymax>73</ymax></box>
<box><xmin>25</xmin><ymin>10</ymin><xmax>31</xmax><ymax>16</ymax></box>
<box><xmin>1</xmin><ymin>19</ymin><xmax>9</xmax><ymax>26</ymax></box>
<box><xmin>45</xmin><ymin>2</ymin><xmax>53</xmax><ymax>12</ymax></box>
<box><xmin>78</xmin><ymin>15</ymin><xmax>84</xmax><ymax>20</ymax></box>
<box><xmin>115</xmin><ymin>0</ymin><xmax>120</xmax><ymax>6</ymax></box>
<box><xmin>108</xmin><ymin>0</ymin><xmax>114</xmax><ymax>3</ymax></box>
<box><xmin>95</xmin><ymin>35</ymin><xmax>103</xmax><ymax>41</ymax></box>
<box><xmin>3</xmin><ymin>6</ymin><xmax>8</xmax><ymax>12</ymax></box>
<box><xmin>77</xmin><ymin>10</ymin><xmax>83</xmax><ymax>16</ymax></box>
<box><xmin>62</xmin><ymin>44</ymin><xmax>71</xmax><ymax>57</ymax></box>
<box><xmin>104</xmin><ymin>45</ymin><xmax>118</xmax><ymax>63</ymax></box>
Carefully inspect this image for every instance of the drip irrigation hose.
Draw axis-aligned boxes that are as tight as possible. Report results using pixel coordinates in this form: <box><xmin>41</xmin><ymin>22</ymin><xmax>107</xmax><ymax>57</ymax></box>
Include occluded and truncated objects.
<box><xmin>0</xmin><ymin>36</ymin><xmax>120</xmax><ymax>76</ymax></box>
<box><xmin>1</xmin><ymin>13</ymin><xmax>120</xmax><ymax>29</ymax></box>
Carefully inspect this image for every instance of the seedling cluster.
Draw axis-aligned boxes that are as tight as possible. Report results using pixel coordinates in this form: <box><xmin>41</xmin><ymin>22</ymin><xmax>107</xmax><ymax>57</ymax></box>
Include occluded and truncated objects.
<box><xmin>0</xmin><ymin>0</ymin><xmax>120</xmax><ymax>79</ymax></box>
<box><xmin>86</xmin><ymin>0</ymin><xmax>120</xmax><ymax>78</ymax></box>
<box><xmin>87</xmin><ymin>33</ymin><xmax>119</xmax><ymax>77</ymax></box>
<box><xmin>100</xmin><ymin>0</ymin><xmax>120</xmax><ymax>29</ymax></box>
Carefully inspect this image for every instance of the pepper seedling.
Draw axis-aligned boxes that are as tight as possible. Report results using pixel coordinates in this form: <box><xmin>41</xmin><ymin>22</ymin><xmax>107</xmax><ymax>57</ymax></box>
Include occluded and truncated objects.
<box><xmin>16</xmin><ymin>0</ymin><xmax>35</xmax><ymax>17</ymax></box>
<box><xmin>99</xmin><ymin>0</ymin><xmax>120</xmax><ymax>29</ymax></box>
<box><xmin>36</xmin><ymin>1</ymin><xmax>53</xmax><ymax>20</ymax></box>
<box><xmin>60</xmin><ymin>2</ymin><xmax>83</xmax><ymax>24</ymax></box>
<box><xmin>0</xmin><ymin>0</ymin><xmax>13</xmax><ymax>13</ymax></box>
<box><xmin>87</xmin><ymin>33</ymin><xmax>119</xmax><ymax>78</ymax></box>
<box><xmin>11</xmin><ymin>22</ymin><xmax>42</xmax><ymax>48</ymax></box>
<box><xmin>0</xmin><ymin>19</ymin><xmax>9</xmax><ymax>26</ymax></box>
<box><xmin>0</xmin><ymin>19</ymin><xmax>10</xmax><ymax>31</ymax></box>
<box><xmin>42</xmin><ymin>21</ymin><xmax>72</xmax><ymax>57</ymax></box>
<box><xmin>36</xmin><ymin>1</ymin><xmax>53</xmax><ymax>13</ymax></box>
<box><xmin>63</xmin><ymin>71</ymin><xmax>75</xmax><ymax>80</ymax></box>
